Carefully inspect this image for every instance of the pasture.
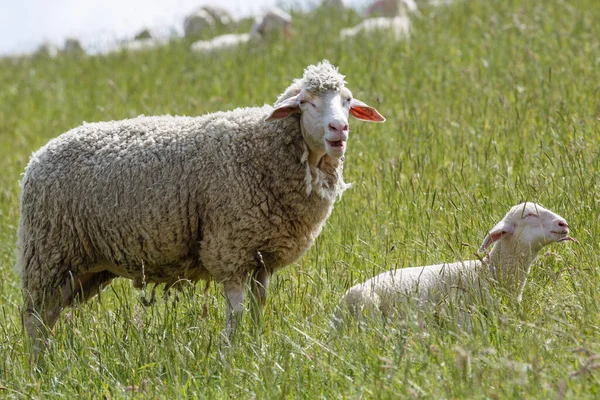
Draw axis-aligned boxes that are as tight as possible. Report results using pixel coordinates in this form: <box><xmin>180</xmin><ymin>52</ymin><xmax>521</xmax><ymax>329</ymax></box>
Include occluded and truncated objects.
<box><xmin>1</xmin><ymin>0</ymin><xmax>599</xmax><ymax>397</ymax></box>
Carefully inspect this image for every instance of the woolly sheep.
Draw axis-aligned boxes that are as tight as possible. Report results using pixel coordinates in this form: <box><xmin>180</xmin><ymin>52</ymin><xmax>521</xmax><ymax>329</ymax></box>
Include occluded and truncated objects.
<box><xmin>191</xmin><ymin>33</ymin><xmax>252</xmax><ymax>53</ymax></box>
<box><xmin>250</xmin><ymin>7</ymin><xmax>293</xmax><ymax>38</ymax></box>
<box><xmin>334</xmin><ymin>203</ymin><xmax>576</xmax><ymax>326</ymax></box>
<box><xmin>201</xmin><ymin>5</ymin><xmax>234</xmax><ymax>27</ymax></box>
<box><xmin>183</xmin><ymin>8</ymin><xmax>215</xmax><ymax>38</ymax></box>
<box><xmin>183</xmin><ymin>5</ymin><xmax>234</xmax><ymax>38</ymax></box>
<box><xmin>191</xmin><ymin>8</ymin><xmax>292</xmax><ymax>54</ymax></box>
<box><xmin>17</xmin><ymin>60</ymin><xmax>385</xmax><ymax>353</ymax></box>
<box><xmin>340</xmin><ymin>15</ymin><xmax>411</xmax><ymax>41</ymax></box>
<box><xmin>365</xmin><ymin>0</ymin><xmax>419</xmax><ymax>17</ymax></box>
<box><xmin>118</xmin><ymin>37</ymin><xmax>170</xmax><ymax>53</ymax></box>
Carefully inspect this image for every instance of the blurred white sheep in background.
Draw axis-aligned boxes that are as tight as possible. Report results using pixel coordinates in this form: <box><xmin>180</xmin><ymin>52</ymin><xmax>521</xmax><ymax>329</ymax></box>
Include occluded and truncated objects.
<box><xmin>191</xmin><ymin>7</ymin><xmax>292</xmax><ymax>54</ymax></box>
<box><xmin>365</xmin><ymin>0</ymin><xmax>419</xmax><ymax>17</ymax></box>
<box><xmin>183</xmin><ymin>5</ymin><xmax>234</xmax><ymax>38</ymax></box>
<box><xmin>341</xmin><ymin>0</ymin><xmax>414</xmax><ymax>41</ymax></box>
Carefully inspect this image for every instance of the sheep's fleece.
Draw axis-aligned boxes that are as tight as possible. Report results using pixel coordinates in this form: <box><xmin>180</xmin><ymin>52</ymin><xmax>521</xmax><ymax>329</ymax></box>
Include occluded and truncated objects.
<box><xmin>17</xmin><ymin>61</ymin><xmax>358</xmax><ymax>328</ymax></box>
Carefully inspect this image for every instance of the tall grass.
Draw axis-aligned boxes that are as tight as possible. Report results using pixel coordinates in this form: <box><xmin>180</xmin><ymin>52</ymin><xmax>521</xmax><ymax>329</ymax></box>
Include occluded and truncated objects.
<box><xmin>1</xmin><ymin>0</ymin><xmax>600</xmax><ymax>397</ymax></box>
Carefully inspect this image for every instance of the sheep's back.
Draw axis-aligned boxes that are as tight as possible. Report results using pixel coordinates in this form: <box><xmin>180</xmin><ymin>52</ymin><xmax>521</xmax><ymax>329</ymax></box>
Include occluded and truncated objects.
<box><xmin>18</xmin><ymin>107</ymin><xmax>342</xmax><ymax>284</ymax></box>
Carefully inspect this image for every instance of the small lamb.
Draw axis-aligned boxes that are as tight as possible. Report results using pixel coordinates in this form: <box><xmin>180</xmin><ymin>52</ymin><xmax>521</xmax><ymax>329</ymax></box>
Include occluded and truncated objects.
<box><xmin>334</xmin><ymin>203</ymin><xmax>576</xmax><ymax>326</ymax></box>
<box><xmin>17</xmin><ymin>60</ymin><xmax>385</xmax><ymax>353</ymax></box>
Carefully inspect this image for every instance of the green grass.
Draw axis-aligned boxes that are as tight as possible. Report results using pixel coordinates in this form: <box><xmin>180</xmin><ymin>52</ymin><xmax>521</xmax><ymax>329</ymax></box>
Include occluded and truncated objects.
<box><xmin>1</xmin><ymin>0</ymin><xmax>600</xmax><ymax>397</ymax></box>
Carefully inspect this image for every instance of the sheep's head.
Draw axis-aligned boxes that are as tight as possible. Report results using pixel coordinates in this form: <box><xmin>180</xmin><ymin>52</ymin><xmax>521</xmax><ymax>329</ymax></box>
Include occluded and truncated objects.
<box><xmin>266</xmin><ymin>60</ymin><xmax>385</xmax><ymax>159</ymax></box>
<box><xmin>479</xmin><ymin>202</ymin><xmax>576</xmax><ymax>254</ymax></box>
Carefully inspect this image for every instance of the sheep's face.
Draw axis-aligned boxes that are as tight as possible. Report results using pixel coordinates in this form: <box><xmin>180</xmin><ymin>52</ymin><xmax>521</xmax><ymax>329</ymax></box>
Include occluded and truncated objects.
<box><xmin>480</xmin><ymin>203</ymin><xmax>575</xmax><ymax>253</ymax></box>
<box><xmin>266</xmin><ymin>87</ymin><xmax>385</xmax><ymax>159</ymax></box>
<box><xmin>299</xmin><ymin>88</ymin><xmax>351</xmax><ymax>158</ymax></box>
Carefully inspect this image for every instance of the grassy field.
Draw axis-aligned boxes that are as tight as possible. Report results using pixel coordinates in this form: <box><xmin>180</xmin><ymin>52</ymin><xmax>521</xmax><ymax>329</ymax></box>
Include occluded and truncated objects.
<box><xmin>1</xmin><ymin>0</ymin><xmax>600</xmax><ymax>397</ymax></box>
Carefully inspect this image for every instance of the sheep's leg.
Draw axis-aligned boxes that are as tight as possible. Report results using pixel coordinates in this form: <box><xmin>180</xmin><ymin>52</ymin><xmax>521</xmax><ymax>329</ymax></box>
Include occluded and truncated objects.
<box><xmin>249</xmin><ymin>267</ymin><xmax>270</xmax><ymax>333</ymax></box>
<box><xmin>223</xmin><ymin>280</ymin><xmax>245</xmax><ymax>341</ymax></box>
<box><xmin>62</xmin><ymin>271</ymin><xmax>116</xmax><ymax>307</ymax></box>
<box><xmin>202</xmin><ymin>281</ymin><xmax>210</xmax><ymax>318</ymax></box>
<box><xmin>22</xmin><ymin>285</ymin><xmax>62</xmax><ymax>360</ymax></box>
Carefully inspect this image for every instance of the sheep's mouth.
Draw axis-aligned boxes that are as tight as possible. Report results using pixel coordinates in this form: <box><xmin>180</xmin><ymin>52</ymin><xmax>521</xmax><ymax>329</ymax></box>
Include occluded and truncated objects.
<box><xmin>326</xmin><ymin>139</ymin><xmax>345</xmax><ymax>148</ymax></box>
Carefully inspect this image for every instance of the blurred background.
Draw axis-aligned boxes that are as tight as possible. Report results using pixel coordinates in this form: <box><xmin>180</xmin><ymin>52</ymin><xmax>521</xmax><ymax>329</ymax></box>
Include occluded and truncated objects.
<box><xmin>0</xmin><ymin>0</ymin><xmax>376</xmax><ymax>56</ymax></box>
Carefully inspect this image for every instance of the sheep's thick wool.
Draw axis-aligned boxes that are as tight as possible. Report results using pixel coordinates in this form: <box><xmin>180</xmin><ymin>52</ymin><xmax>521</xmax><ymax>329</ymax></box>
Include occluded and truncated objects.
<box><xmin>275</xmin><ymin>60</ymin><xmax>347</xmax><ymax>105</ymax></box>
<box><xmin>18</xmin><ymin>105</ymin><xmax>347</xmax><ymax>295</ymax></box>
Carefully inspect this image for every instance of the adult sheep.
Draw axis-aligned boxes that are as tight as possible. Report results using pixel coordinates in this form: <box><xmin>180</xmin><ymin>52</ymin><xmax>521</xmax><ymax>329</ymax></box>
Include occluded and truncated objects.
<box><xmin>333</xmin><ymin>203</ymin><xmax>576</xmax><ymax>327</ymax></box>
<box><xmin>17</xmin><ymin>60</ymin><xmax>385</xmax><ymax>353</ymax></box>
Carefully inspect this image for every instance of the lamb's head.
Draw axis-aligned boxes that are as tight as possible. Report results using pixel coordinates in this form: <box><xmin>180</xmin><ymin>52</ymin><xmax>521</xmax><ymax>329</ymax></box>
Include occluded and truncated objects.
<box><xmin>266</xmin><ymin>60</ymin><xmax>385</xmax><ymax>159</ymax></box>
<box><xmin>479</xmin><ymin>202</ymin><xmax>575</xmax><ymax>255</ymax></box>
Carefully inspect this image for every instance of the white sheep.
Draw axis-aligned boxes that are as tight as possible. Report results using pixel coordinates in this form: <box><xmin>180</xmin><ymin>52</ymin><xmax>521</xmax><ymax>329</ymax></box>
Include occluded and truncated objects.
<box><xmin>183</xmin><ymin>5</ymin><xmax>234</xmax><ymax>39</ymax></box>
<box><xmin>191</xmin><ymin>7</ymin><xmax>292</xmax><ymax>54</ymax></box>
<box><xmin>334</xmin><ymin>203</ymin><xmax>576</xmax><ymax>326</ymax></box>
<box><xmin>365</xmin><ymin>0</ymin><xmax>419</xmax><ymax>17</ymax></box>
<box><xmin>117</xmin><ymin>37</ymin><xmax>170</xmax><ymax>53</ymax></box>
<box><xmin>340</xmin><ymin>15</ymin><xmax>411</xmax><ymax>41</ymax></box>
<box><xmin>250</xmin><ymin>7</ymin><xmax>293</xmax><ymax>38</ymax></box>
<box><xmin>201</xmin><ymin>5</ymin><xmax>234</xmax><ymax>27</ymax></box>
<box><xmin>191</xmin><ymin>33</ymin><xmax>252</xmax><ymax>53</ymax></box>
<box><xmin>183</xmin><ymin>8</ymin><xmax>215</xmax><ymax>38</ymax></box>
<box><xmin>17</xmin><ymin>60</ymin><xmax>385</xmax><ymax>354</ymax></box>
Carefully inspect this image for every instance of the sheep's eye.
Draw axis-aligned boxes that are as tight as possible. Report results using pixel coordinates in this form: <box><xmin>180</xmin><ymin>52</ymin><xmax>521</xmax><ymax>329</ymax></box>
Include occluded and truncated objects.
<box><xmin>525</xmin><ymin>213</ymin><xmax>538</xmax><ymax>218</ymax></box>
<box><xmin>299</xmin><ymin>100</ymin><xmax>315</xmax><ymax>108</ymax></box>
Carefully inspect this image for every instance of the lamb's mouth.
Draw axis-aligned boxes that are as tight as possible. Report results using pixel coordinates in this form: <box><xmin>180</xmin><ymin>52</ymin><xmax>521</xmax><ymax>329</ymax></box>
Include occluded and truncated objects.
<box><xmin>326</xmin><ymin>139</ymin><xmax>345</xmax><ymax>148</ymax></box>
<box><xmin>552</xmin><ymin>231</ymin><xmax>579</xmax><ymax>243</ymax></box>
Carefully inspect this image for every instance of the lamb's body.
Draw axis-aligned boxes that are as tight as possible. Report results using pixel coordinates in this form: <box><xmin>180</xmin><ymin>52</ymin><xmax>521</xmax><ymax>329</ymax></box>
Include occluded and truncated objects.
<box><xmin>342</xmin><ymin>260</ymin><xmax>484</xmax><ymax>317</ymax></box>
<box><xmin>335</xmin><ymin>203</ymin><xmax>575</xmax><ymax>325</ymax></box>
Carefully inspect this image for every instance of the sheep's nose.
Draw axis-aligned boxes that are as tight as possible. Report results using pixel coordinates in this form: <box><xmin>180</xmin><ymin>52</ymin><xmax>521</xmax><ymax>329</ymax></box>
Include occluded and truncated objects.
<box><xmin>328</xmin><ymin>122</ymin><xmax>348</xmax><ymax>133</ymax></box>
<box><xmin>557</xmin><ymin>219</ymin><xmax>569</xmax><ymax>229</ymax></box>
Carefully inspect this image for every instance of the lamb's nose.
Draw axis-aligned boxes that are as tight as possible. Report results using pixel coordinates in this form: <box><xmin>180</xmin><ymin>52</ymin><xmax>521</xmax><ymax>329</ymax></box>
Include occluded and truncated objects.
<box><xmin>557</xmin><ymin>219</ymin><xmax>569</xmax><ymax>229</ymax></box>
<box><xmin>328</xmin><ymin>122</ymin><xmax>348</xmax><ymax>133</ymax></box>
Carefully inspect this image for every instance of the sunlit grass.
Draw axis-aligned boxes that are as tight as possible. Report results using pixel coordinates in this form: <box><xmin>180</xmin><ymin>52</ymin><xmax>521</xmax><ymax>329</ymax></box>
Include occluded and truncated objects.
<box><xmin>1</xmin><ymin>0</ymin><xmax>600</xmax><ymax>397</ymax></box>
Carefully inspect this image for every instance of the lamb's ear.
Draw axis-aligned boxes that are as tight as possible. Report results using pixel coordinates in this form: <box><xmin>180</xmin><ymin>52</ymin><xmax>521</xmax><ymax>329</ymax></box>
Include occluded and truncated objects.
<box><xmin>479</xmin><ymin>220</ymin><xmax>514</xmax><ymax>252</ymax></box>
<box><xmin>349</xmin><ymin>98</ymin><xmax>386</xmax><ymax>122</ymax></box>
<box><xmin>265</xmin><ymin>96</ymin><xmax>300</xmax><ymax>121</ymax></box>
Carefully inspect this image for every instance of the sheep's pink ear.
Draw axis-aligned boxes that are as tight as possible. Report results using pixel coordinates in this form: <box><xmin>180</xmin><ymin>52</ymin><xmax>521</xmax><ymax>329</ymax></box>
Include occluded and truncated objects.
<box><xmin>479</xmin><ymin>220</ymin><xmax>514</xmax><ymax>252</ymax></box>
<box><xmin>349</xmin><ymin>98</ymin><xmax>386</xmax><ymax>122</ymax></box>
<box><xmin>265</xmin><ymin>96</ymin><xmax>300</xmax><ymax>121</ymax></box>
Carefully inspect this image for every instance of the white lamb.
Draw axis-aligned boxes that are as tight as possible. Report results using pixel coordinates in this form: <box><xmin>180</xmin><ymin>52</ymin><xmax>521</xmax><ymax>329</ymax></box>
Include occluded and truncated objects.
<box><xmin>334</xmin><ymin>203</ymin><xmax>576</xmax><ymax>326</ymax></box>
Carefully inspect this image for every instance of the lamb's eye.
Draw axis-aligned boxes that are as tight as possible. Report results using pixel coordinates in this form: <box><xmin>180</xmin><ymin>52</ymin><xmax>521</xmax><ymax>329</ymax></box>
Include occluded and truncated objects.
<box><xmin>525</xmin><ymin>213</ymin><xmax>538</xmax><ymax>218</ymax></box>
